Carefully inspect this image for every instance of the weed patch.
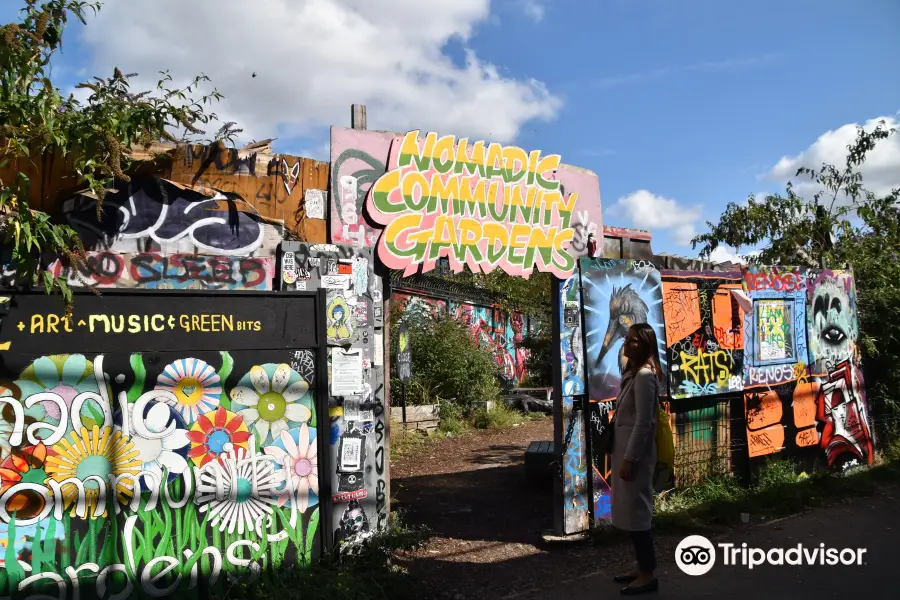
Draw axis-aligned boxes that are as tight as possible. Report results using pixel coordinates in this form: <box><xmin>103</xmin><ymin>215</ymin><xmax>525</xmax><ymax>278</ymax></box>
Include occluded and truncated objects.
<box><xmin>473</xmin><ymin>403</ymin><xmax>527</xmax><ymax>430</ymax></box>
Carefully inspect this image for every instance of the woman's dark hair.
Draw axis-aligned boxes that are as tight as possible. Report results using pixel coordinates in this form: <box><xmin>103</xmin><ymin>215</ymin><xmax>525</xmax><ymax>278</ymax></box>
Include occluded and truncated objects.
<box><xmin>626</xmin><ymin>323</ymin><xmax>664</xmax><ymax>382</ymax></box>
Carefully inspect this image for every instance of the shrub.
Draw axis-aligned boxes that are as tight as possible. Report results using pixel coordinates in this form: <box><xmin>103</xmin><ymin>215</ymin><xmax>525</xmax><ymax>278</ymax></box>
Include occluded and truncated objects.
<box><xmin>473</xmin><ymin>402</ymin><xmax>525</xmax><ymax>430</ymax></box>
<box><xmin>390</xmin><ymin>312</ymin><xmax>501</xmax><ymax>412</ymax></box>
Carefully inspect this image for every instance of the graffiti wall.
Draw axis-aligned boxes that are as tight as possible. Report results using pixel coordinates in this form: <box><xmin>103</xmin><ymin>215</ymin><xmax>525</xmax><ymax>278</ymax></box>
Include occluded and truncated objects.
<box><xmin>662</xmin><ymin>271</ymin><xmax>745</xmax><ymax>399</ymax></box>
<box><xmin>329</xmin><ymin>126</ymin><xmax>603</xmax><ymax>280</ymax></box>
<box><xmin>740</xmin><ymin>266</ymin><xmax>873</xmax><ymax>470</ymax></box>
<box><xmin>554</xmin><ymin>273</ymin><xmax>587</xmax><ymax>534</ymax></box>
<box><xmin>0</xmin><ymin>290</ymin><xmax>325</xmax><ymax>597</ymax></box>
<box><xmin>578</xmin><ymin>258</ymin><xmax>666</xmax><ymax>522</ymax></box>
<box><xmin>279</xmin><ymin>243</ymin><xmax>387</xmax><ymax>553</ymax></box>
<box><xmin>48</xmin><ymin>252</ymin><xmax>275</xmax><ymax>291</ymax></box>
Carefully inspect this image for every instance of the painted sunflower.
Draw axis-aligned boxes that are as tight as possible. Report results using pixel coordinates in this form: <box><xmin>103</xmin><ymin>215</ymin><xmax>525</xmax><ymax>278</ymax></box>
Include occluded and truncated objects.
<box><xmin>0</xmin><ymin>443</ymin><xmax>50</xmax><ymax>519</ymax></box>
<box><xmin>155</xmin><ymin>358</ymin><xmax>222</xmax><ymax>424</ymax></box>
<box><xmin>195</xmin><ymin>446</ymin><xmax>280</xmax><ymax>535</ymax></box>
<box><xmin>186</xmin><ymin>407</ymin><xmax>251</xmax><ymax>467</ymax></box>
<box><xmin>231</xmin><ymin>364</ymin><xmax>311</xmax><ymax>446</ymax></box>
<box><xmin>44</xmin><ymin>426</ymin><xmax>142</xmax><ymax>519</ymax></box>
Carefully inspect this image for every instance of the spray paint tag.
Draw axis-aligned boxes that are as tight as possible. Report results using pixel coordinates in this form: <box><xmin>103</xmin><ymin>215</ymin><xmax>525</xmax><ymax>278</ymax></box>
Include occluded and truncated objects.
<box><xmin>339</xmin><ymin>176</ymin><xmax>359</xmax><ymax>225</ymax></box>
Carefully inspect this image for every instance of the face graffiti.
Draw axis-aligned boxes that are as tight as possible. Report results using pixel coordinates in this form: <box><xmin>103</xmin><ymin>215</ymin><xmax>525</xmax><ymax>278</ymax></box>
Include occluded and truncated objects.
<box><xmin>0</xmin><ymin>352</ymin><xmax>320</xmax><ymax>597</ymax></box>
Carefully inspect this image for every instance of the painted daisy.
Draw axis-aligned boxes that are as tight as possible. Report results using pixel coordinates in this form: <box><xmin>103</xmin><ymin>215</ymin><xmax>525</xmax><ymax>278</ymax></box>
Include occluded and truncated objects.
<box><xmin>263</xmin><ymin>424</ymin><xmax>319</xmax><ymax>512</ymax></box>
<box><xmin>113</xmin><ymin>401</ymin><xmax>191</xmax><ymax>488</ymax></box>
<box><xmin>195</xmin><ymin>446</ymin><xmax>280</xmax><ymax>535</ymax></box>
<box><xmin>0</xmin><ymin>443</ymin><xmax>50</xmax><ymax>519</ymax></box>
<box><xmin>2</xmin><ymin>355</ymin><xmax>103</xmax><ymax>442</ymax></box>
<box><xmin>186</xmin><ymin>407</ymin><xmax>251</xmax><ymax>467</ymax></box>
<box><xmin>44</xmin><ymin>426</ymin><xmax>142</xmax><ymax>519</ymax></box>
<box><xmin>231</xmin><ymin>364</ymin><xmax>311</xmax><ymax>446</ymax></box>
<box><xmin>155</xmin><ymin>358</ymin><xmax>222</xmax><ymax>424</ymax></box>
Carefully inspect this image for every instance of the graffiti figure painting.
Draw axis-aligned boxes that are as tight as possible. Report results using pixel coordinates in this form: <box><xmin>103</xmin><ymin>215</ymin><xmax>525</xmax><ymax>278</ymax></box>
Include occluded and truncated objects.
<box><xmin>580</xmin><ymin>259</ymin><xmax>666</xmax><ymax>402</ymax></box>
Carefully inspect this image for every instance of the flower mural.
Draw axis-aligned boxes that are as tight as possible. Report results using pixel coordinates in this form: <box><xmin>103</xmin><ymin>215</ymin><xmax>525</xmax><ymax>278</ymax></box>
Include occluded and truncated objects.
<box><xmin>0</xmin><ymin>444</ymin><xmax>50</xmax><ymax>519</ymax></box>
<box><xmin>195</xmin><ymin>446</ymin><xmax>280</xmax><ymax>535</ymax></box>
<box><xmin>113</xmin><ymin>401</ymin><xmax>191</xmax><ymax>486</ymax></box>
<box><xmin>186</xmin><ymin>407</ymin><xmax>251</xmax><ymax>467</ymax></box>
<box><xmin>2</xmin><ymin>355</ymin><xmax>103</xmax><ymax>443</ymax></box>
<box><xmin>155</xmin><ymin>358</ymin><xmax>222</xmax><ymax>424</ymax></box>
<box><xmin>264</xmin><ymin>425</ymin><xmax>319</xmax><ymax>511</ymax></box>
<box><xmin>231</xmin><ymin>364</ymin><xmax>312</xmax><ymax>446</ymax></box>
<box><xmin>44</xmin><ymin>426</ymin><xmax>142</xmax><ymax>519</ymax></box>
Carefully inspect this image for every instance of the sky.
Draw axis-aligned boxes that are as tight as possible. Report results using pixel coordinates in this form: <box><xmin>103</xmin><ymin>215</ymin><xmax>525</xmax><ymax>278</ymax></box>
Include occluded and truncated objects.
<box><xmin>3</xmin><ymin>0</ymin><xmax>898</xmax><ymax>263</ymax></box>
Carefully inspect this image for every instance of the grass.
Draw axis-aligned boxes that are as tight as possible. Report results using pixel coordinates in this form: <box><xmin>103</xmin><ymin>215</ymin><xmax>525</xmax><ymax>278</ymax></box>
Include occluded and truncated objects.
<box><xmin>593</xmin><ymin>430</ymin><xmax>900</xmax><ymax>543</ymax></box>
<box><xmin>473</xmin><ymin>402</ymin><xmax>528</xmax><ymax>430</ymax></box>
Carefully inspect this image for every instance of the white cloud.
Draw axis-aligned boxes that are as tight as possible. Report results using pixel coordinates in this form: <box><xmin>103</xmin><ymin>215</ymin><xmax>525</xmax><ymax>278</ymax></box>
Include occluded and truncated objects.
<box><xmin>519</xmin><ymin>0</ymin><xmax>547</xmax><ymax>22</ymax></box>
<box><xmin>608</xmin><ymin>190</ymin><xmax>702</xmax><ymax>246</ymax></box>
<box><xmin>77</xmin><ymin>0</ymin><xmax>562</xmax><ymax>149</ymax></box>
<box><xmin>707</xmin><ymin>246</ymin><xmax>743</xmax><ymax>264</ymax></box>
<box><xmin>765</xmin><ymin>114</ymin><xmax>900</xmax><ymax>201</ymax></box>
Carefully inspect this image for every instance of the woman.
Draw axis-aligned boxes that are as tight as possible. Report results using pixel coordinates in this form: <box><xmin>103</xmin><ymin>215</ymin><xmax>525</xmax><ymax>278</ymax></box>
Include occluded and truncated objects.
<box><xmin>611</xmin><ymin>323</ymin><xmax>663</xmax><ymax>595</ymax></box>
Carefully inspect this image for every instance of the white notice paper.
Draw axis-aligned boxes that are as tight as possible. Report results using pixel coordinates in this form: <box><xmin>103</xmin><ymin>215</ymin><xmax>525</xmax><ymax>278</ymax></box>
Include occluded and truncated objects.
<box><xmin>374</xmin><ymin>334</ymin><xmax>384</xmax><ymax>366</ymax></box>
<box><xmin>332</xmin><ymin>348</ymin><xmax>363</xmax><ymax>396</ymax></box>
<box><xmin>340</xmin><ymin>437</ymin><xmax>362</xmax><ymax>471</ymax></box>
<box><xmin>305</xmin><ymin>189</ymin><xmax>326</xmax><ymax>220</ymax></box>
<box><xmin>322</xmin><ymin>275</ymin><xmax>351</xmax><ymax>290</ymax></box>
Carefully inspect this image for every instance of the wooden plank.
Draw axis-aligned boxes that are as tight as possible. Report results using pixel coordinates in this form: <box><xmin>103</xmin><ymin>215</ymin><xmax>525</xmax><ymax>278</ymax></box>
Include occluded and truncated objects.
<box><xmin>390</xmin><ymin>405</ymin><xmax>438</xmax><ymax>422</ymax></box>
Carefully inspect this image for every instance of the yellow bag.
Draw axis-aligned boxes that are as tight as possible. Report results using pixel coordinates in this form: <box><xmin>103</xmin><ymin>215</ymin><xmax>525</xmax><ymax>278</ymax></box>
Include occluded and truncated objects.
<box><xmin>654</xmin><ymin>405</ymin><xmax>675</xmax><ymax>491</ymax></box>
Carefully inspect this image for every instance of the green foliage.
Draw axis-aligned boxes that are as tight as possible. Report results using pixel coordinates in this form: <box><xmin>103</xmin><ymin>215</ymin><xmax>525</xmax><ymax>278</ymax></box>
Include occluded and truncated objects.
<box><xmin>437</xmin><ymin>400</ymin><xmax>469</xmax><ymax>434</ymax></box>
<box><xmin>691</xmin><ymin>120</ymin><xmax>900</xmax><ymax>430</ymax></box>
<box><xmin>437</xmin><ymin>266</ymin><xmax>553</xmax><ymax>324</ymax></box>
<box><xmin>0</xmin><ymin>0</ymin><xmax>237</xmax><ymax>314</ymax></box>
<box><xmin>473</xmin><ymin>402</ymin><xmax>526</xmax><ymax>430</ymax></box>
<box><xmin>390</xmin><ymin>307</ymin><xmax>501</xmax><ymax>411</ymax></box>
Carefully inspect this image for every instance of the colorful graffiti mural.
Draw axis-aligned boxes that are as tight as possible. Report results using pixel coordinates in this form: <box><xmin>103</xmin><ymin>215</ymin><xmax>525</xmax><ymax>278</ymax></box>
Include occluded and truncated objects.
<box><xmin>392</xmin><ymin>292</ymin><xmax>533</xmax><ymax>386</ymax></box>
<box><xmin>578</xmin><ymin>258</ymin><xmax>666</xmax><ymax>523</ymax></box>
<box><xmin>329</xmin><ymin>127</ymin><xmax>603</xmax><ymax>279</ymax></box>
<box><xmin>0</xmin><ymin>292</ymin><xmax>324</xmax><ymax>597</ymax></box>
<box><xmin>48</xmin><ymin>252</ymin><xmax>275</xmax><ymax>291</ymax></box>
<box><xmin>662</xmin><ymin>272</ymin><xmax>745</xmax><ymax>399</ymax></box>
<box><xmin>739</xmin><ymin>267</ymin><xmax>873</xmax><ymax>470</ymax></box>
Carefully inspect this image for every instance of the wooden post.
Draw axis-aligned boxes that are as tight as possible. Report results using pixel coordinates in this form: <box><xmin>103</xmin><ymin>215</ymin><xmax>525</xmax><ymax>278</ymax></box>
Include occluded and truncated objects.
<box><xmin>351</xmin><ymin>104</ymin><xmax>367</xmax><ymax>130</ymax></box>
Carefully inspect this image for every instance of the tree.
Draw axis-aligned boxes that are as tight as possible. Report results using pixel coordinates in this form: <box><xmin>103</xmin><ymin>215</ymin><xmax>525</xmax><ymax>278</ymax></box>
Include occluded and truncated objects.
<box><xmin>1</xmin><ymin>0</ymin><xmax>238</xmax><ymax>315</ymax></box>
<box><xmin>691</xmin><ymin>120</ymin><xmax>895</xmax><ymax>269</ymax></box>
<box><xmin>691</xmin><ymin>121</ymin><xmax>900</xmax><ymax>425</ymax></box>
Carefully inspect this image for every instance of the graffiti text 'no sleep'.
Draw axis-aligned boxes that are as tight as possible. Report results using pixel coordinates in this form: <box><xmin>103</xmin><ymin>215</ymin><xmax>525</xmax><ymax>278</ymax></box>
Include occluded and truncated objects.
<box><xmin>0</xmin><ymin>293</ymin><xmax>318</xmax><ymax>354</ymax></box>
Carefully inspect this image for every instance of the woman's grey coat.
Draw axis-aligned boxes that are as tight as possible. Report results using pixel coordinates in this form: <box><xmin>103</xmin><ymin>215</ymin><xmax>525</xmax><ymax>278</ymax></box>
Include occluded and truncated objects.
<box><xmin>610</xmin><ymin>365</ymin><xmax>659</xmax><ymax>531</ymax></box>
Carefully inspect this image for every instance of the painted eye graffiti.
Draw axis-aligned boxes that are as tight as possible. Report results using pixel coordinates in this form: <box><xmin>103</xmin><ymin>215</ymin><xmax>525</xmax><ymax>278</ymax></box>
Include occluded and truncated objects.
<box><xmin>822</xmin><ymin>325</ymin><xmax>846</xmax><ymax>345</ymax></box>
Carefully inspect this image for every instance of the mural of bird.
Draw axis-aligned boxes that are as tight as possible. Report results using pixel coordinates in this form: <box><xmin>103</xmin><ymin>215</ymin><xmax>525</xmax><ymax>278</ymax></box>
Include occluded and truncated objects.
<box><xmin>595</xmin><ymin>283</ymin><xmax>649</xmax><ymax>373</ymax></box>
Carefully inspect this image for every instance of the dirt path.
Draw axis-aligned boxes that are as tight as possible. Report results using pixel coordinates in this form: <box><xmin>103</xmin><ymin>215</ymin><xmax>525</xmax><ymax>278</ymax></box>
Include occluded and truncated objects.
<box><xmin>390</xmin><ymin>418</ymin><xmax>898</xmax><ymax>599</ymax></box>
<box><xmin>391</xmin><ymin>417</ymin><xmax>649</xmax><ymax>599</ymax></box>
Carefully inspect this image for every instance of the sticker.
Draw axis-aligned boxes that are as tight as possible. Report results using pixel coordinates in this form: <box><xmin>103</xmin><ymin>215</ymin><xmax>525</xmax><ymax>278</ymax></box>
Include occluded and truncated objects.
<box><xmin>332</xmin><ymin>489</ymin><xmax>368</xmax><ymax>503</ymax></box>
<box><xmin>311</xmin><ymin>244</ymin><xmax>339</xmax><ymax>252</ymax></box>
<box><xmin>344</xmin><ymin>397</ymin><xmax>361</xmax><ymax>421</ymax></box>
<box><xmin>295</xmin><ymin>281</ymin><xmax>307</xmax><ymax>290</ymax></box>
<box><xmin>353</xmin><ymin>257</ymin><xmax>368</xmax><ymax>296</ymax></box>
<box><xmin>332</xmin><ymin>348</ymin><xmax>363</xmax><ymax>396</ymax></box>
<box><xmin>339</xmin><ymin>437</ymin><xmax>362</xmax><ymax>471</ymax></box>
<box><xmin>361</xmin><ymin>423</ymin><xmax>375</xmax><ymax>435</ymax></box>
<box><xmin>374</xmin><ymin>334</ymin><xmax>384</xmax><ymax>366</ymax></box>
<box><xmin>323</xmin><ymin>275</ymin><xmax>351</xmax><ymax>289</ymax></box>
<box><xmin>338</xmin><ymin>263</ymin><xmax>353</xmax><ymax>275</ymax></box>
<box><xmin>359</xmin><ymin>407</ymin><xmax>374</xmax><ymax>423</ymax></box>
<box><xmin>282</xmin><ymin>252</ymin><xmax>297</xmax><ymax>285</ymax></box>
<box><xmin>355</xmin><ymin>300</ymin><xmax>369</xmax><ymax>327</ymax></box>
<box><xmin>326</xmin><ymin>258</ymin><xmax>338</xmax><ymax>275</ymax></box>
<box><xmin>305</xmin><ymin>189</ymin><xmax>326</xmax><ymax>219</ymax></box>
<box><xmin>309</xmin><ymin>257</ymin><xmax>321</xmax><ymax>268</ymax></box>
<box><xmin>362</xmin><ymin>349</ymin><xmax>371</xmax><ymax>370</ymax></box>
<box><xmin>297</xmin><ymin>267</ymin><xmax>311</xmax><ymax>280</ymax></box>
<box><xmin>372</xmin><ymin>289</ymin><xmax>383</xmax><ymax>303</ymax></box>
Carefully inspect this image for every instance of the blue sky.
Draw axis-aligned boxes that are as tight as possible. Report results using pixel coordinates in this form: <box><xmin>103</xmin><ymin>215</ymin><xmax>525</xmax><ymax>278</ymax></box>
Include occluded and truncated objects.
<box><xmin>4</xmin><ymin>0</ymin><xmax>898</xmax><ymax>261</ymax></box>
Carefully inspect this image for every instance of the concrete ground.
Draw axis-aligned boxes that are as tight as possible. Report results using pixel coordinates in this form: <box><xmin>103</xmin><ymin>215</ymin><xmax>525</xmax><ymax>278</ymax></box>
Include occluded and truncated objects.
<box><xmin>506</xmin><ymin>483</ymin><xmax>898</xmax><ymax>600</ymax></box>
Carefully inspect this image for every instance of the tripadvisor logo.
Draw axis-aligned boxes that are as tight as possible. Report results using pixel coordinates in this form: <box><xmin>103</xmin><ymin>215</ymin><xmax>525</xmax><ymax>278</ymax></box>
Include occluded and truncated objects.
<box><xmin>676</xmin><ymin>535</ymin><xmax>867</xmax><ymax>575</ymax></box>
